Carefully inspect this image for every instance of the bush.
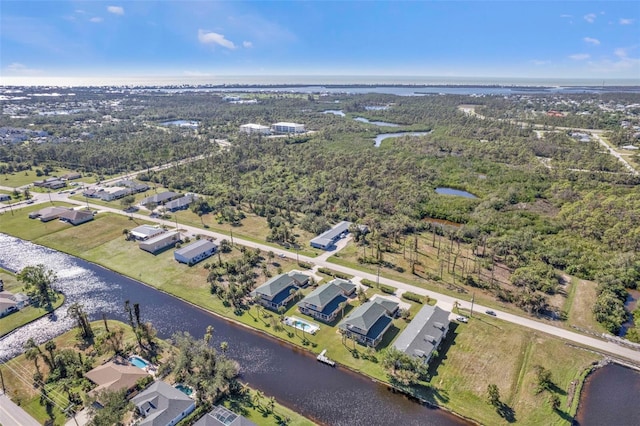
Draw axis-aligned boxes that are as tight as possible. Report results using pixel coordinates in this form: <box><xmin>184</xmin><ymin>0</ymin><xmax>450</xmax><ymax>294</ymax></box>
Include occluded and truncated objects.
<box><xmin>297</xmin><ymin>261</ymin><xmax>313</xmax><ymax>270</ymax></box>
<box><xmin>361</xmin><ymin>278</ymin><xmax>376</xmax><ymax>288</ymax></box>
<box><xmin>380</xmin><ymin>284</ymin><xmax>396</xmax><ymax>294</ymax></box>
<box><xmin>402</xmin><ymin>292</ymin><xmax>423</xmax><ymax>304</ymax></box>
<box><xmin>317</xmin><ymin>267</ymin><xmax>352</xmax><ymax>280</ymax></box>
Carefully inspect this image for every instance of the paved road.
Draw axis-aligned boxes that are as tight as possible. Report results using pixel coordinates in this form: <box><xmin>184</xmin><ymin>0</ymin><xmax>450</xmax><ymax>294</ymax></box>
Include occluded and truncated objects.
<box><xmin>0</xmin><ymin>391</ymin><xmax>40</xmax><ymax>426</ymax></box>
<box><xmin>3</xmin><ymin>171</ymin><xmax>640</xmax><ymax>364</ymax></box>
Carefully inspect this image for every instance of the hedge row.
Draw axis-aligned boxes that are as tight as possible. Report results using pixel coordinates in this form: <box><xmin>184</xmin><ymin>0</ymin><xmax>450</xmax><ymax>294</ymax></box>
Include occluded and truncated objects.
<box><xmin>402</xmin><ymin>291</ymin><xmax>424</xmax><ymax>304</ymax></box>
<box><xmin>317</xmin><ymin>267</ymin><xmax>352</xmax><ymax>280</ymax></box>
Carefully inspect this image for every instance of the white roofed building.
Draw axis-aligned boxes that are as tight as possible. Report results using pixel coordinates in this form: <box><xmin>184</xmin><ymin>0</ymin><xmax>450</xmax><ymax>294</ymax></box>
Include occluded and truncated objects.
<box><xmin>271</xmin><ymin>122</ymin><xmax>305</xmax><ymax>134</ymax></box>
<box><xmin>240</xmin><ymin>123</ymin><xmax>271</xmax><ymax>135</ymax></box>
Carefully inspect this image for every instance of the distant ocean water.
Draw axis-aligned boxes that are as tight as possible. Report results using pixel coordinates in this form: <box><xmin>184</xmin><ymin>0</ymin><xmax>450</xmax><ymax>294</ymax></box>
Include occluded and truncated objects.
<box><xmin>1</xmin><ymin>74</ymin><xmax>639</xmax><ymax>88</ymax></box>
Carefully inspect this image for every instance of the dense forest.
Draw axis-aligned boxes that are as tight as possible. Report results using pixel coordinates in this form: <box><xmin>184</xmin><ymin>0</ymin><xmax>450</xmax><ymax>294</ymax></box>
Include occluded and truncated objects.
<box><xmin>2</xmin><ymin>88</ymin><xmax>640</xmax><ymax>336</ymax></box>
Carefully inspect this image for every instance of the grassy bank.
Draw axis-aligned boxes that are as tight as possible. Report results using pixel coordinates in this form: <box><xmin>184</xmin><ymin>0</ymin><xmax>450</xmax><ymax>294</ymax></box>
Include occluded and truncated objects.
<box><xmin>0</xmin><ymin>269</ymin><xmax>65</xmax><ymax>337</ymax></box>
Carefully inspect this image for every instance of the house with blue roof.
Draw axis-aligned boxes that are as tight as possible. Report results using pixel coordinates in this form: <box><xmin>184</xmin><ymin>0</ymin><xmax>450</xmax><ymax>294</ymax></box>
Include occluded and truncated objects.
<box><xmin>298</xmin><ymin>279</ymin><xmax>356</xmax><ymax>323</ymax></box>
<box><xmin>250</xmin><ymin>272</ymin><xmax>309</xmax><ymax>311</ymax></box>
<box><xmin>338</xmin><ymin>298</ymin><xmax>398</xmax><ymax>348</ymax></box>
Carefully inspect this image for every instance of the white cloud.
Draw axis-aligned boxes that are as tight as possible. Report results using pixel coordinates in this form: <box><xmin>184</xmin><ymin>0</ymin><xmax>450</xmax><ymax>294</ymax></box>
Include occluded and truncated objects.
<box><xmin>5</xmin><ymin>63</ymin><xmax>43</xmax><ymax>75</ymax></box>
<box><xmin>198</xmin><ymin>30</ymin><xmax>236</xmax><ymax>49</ymax></box>
<box><xmin>90</xmin><ymin>17</ymin><xmax>103</xmax><ymax>23</ymax></box>
<box><xmin>614</xmin><ymin>48</ymin><xmax>628</xmax><ymax>58</ymax></box>
<box><xmin>569</xmin><ymin>53</ymin><xmax>590</xmax><ymax>60</ymax></box>
<box><xmin>243</xmin><ymin>41</ymin><xmax>253</xmax><ymax>48</ymax></box>
<box><xmin>584</xmin><ymin>13</ymin><xmax>596</xmax><ymax>23</ymax></box>
<box><xmin>107</xmin><ymin>6</ymin><xmax>124</xmax><ymax>15</ymax></box>
<box><xmin>620</xmin><ymin>18</ymin><xmax>634</xmax><ymax>25</ymax></box>
<box><xmin>584</xmin><ymin>37</ymin><xmax>600</xmax><ymax>46</ymax></box>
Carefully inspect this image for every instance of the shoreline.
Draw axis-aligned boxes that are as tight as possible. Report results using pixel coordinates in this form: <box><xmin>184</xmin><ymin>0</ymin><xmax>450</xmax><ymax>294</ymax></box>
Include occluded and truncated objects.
<box><xmin>0</xmin><ymin>232</ymin><xmax>474</xmax><ymax>425</ymax></box>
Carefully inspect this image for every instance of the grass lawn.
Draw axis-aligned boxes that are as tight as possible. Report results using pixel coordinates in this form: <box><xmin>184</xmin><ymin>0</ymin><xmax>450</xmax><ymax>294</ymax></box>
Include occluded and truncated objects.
<box><xmin>0</xmin><ymin>269</ymin><xmax>65</xmax><ymax>337</ymax></box>
<box><xmin>0</xmin><ymin>166</ymin><xmax>89</xmax><ymax>188</ymax></box>
<box><xmin>564</xmin><ymin>277</ymin><xmax>606</xmax><ymax>334</ymax></box>
<box><xmin>0</xmin><ymin>202</ymin><xmax>76</xmax><ymax>240</ymax></box>
<box><xmin>222</xmin><ymin>388</ymin><xmax>316</xmax><ymax>426</ymax></box>
<box><xmin>423</xmin><ymin>315</ymin><xmax>601</xmax><ymax>425</ymax></box>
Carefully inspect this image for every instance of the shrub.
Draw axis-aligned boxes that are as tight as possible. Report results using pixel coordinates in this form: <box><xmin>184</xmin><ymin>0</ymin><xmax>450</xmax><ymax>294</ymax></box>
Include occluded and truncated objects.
<box><xmin>380</xmin><ymin>284</ymin><xmax>396</xmax><ymax>294</ymax></box>
<box><xmin>402</xmin><ymin>292</ymin><xmax>424</xmax><ymax>304</ymax></box>
<box><xmin>361</xmin><ymin>279</ymin><xmax>376</xmax><ymax>288</ymax></box>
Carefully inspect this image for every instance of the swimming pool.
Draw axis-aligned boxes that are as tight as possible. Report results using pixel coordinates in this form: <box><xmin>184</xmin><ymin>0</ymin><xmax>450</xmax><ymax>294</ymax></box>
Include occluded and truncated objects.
<box><xmin>175</xmin><ymin>383</ymin><xmax>193</xmax><ymax>396</ymax></box>
<box><xmin>283</xmin><ymin>316</ymin><xmax>320</xmax><ymax>334</ymax></box>
<box><xmin>129</xmin><ymin>355</ymin><xmax>150</xmax><ymax>369</ymax></box>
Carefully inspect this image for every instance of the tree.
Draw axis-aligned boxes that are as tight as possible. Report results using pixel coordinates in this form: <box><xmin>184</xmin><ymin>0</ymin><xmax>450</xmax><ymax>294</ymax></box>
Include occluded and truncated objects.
<box><xmin>88</xmin><ymin>388</ymin><xmax>131</xmax><ymax>426</ymax></box>
<box><xmin>18</xmin><ymin>264</ymin><xmax>57</xmax><ymax>308</ymax></box>
<box><xmin>67</xmin><ymin>302</ymin><xmax>93</xmax><ymax>339</ymax></box>
<box><xmin>487</xmin><ymin>383</ymin><xmax>501</xmax><ymax>407</ymax></box>
<box><xmin>204</xmin><ymin>325</ymin><xmax>214</xmax><ymax>344</ymax></box>
<box><xmin>533</xmin><ymin>364</ymin><xmax>552</xmax><ymax>393</ymax></box>
<box><xmin>549</xmin><ymin>393</ymin><xmax>561</xmax><ymax>411</ymax></box>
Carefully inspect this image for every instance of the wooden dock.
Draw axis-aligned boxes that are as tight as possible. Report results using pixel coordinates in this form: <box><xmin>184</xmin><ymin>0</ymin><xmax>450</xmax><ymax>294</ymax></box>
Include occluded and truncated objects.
<box><xmin>317</xmin><ymin>349</ymin><xmax>335</xmax><ymax>367</ymax></box>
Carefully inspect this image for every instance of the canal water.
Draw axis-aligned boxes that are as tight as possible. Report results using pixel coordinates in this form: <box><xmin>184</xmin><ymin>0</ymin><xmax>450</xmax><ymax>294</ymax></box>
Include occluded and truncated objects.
<box><xmin>574</xmin><ymin>363</ymin><xmax>640</xmax><ymax>426</ymax></box>
<box><xmin>0</xmin><ymin>233</ymin><xmax>465</xmax><ymax>426</ymax></box>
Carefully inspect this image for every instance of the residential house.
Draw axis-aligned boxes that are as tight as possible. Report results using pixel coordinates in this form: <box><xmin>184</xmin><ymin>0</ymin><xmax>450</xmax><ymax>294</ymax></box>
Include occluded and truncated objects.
<box><xmin>165</xmin><ymin>194</ymin><xmax>197</xmax><ymax>212</ymax></box>
<box><xmin>61</xmin><ymin>172</ymin><xmax>82</xmax><ymax>180</ymax></box>
<box><xmin>271</xmin><ymin>122</ymin><xmax>305</xmax><ymax>134</ymax></box>
<box><xmin>310</xmin><ymin>221</ymin><xmax>352</xmax><ymax>250</ymax></box>
<box><xmin>0</xmin><ymin>291</ymin><xmax>29</xmax><ymax>317</ymax></box>
<box><xmin>239</xmin><ymin>123</ymin><xmax>271</xmax><ymax>135</ymax></box>
<box><xmin>130</xmin><ymin>225</ymin><xmax>165</xmax><ymax>241</ymax></box>
<box><xmin>250</xmin><ymin>272</ymin><xmax>309</xmax><ymax>311</ymax></box>
<box><xmin>33</xmin><ymin>178</ymin><xmax>65</xmax><ymax>190</ymax></box>
<box><xmin>392</xmin><ymin>305</ymin><xmax>450</xmax><ymax>365</ymax></box>
<box><xmin>141</xmin><ymin>191</ymin><xmax>180</xmax><ymax>208</ymax></box>
<box><xmin>59</xmin><ymin>209</ymin><xmax>94</xmax><ymax>225</ymax></box>
<box><xmin>28</xmin><ymin>206</ymin><xmax>71</xmax><ymax>222</ymax></box>
<box><xmin>174</xmin><ymin>239</ymin><xmax>217</xmax><ymax>266</ymax></box>
<box><xmin>85</xmin><ymin>359</ymin><xmax>150</xmax><ymax>397</ymax></box>
<box><xmin>116</xmin><ymin>179</ymin><xmax>150</xmax><ymax>193</ymax></box>
<box><xmin>338</xmin><ymin>298</ymin><xmax>398</xmax><ymax>347</ymax></box>
<box><xmin>297</xmin><ymin>279</ymin><xmax>356</xmax><ymax>323</ymax></box>
<box><xmin>97</xmin><ymin>186</ymin><xmax>130</xmax><ymax>201</ymax></box>
<box><xmin>194</xmin><ymin>405</ymin><xmax>257</xmax><ymax>426</ymax></box>
<box><xmin>131</xmin><ymin>380</ymin><xmax>196</xmax><ymax>426</ymax></box>
<box><xmin>139</xmin><ymin>231</ymin><xmax>181</xmax><ymax>254</ymax></box>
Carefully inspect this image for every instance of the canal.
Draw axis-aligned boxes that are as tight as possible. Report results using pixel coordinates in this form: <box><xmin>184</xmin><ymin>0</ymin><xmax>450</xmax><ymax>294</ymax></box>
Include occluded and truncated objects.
<box><xmin>0</xmin><ymin>233</ymin><xmax>465</xmax><ymax>426</ymax></box>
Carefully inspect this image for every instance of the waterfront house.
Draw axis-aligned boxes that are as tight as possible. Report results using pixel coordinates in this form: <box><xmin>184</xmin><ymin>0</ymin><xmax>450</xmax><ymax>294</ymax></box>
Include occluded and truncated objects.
<box><xmin>58</xmin><ymin>209</ymin><xmax>94</xmax><ymax>226</ymax></box>
<box><xmin>310</xmin><ymin>221</ymin><xmax>352</xmax><ymax>250</ymax></box>
<box><xmin>0</xmin><ymin>291</ymin><xmax>30</xmax><ymax>317</ymax></box>
<box><xmin>392</xmin><ymin>305</ymin><xmax>450</xmax><ymax>365</ymax></box>
<box><xmin>271</xmin><ymin>122</ymin><xmax>305</xmax><ymax>134</ymax></box>
<box><xmin>132</xmin><ymin>380</ymin><xmax>195</xmax><ymax>426</ymax></box>
<box><xmin>338</xmin><ymin>298</ymin><xmax>398</xmax><ymax>347</ymax></box>
<box><xmin>250</xmin><ymin>272</ymin><xmax>310</xmax><ymax>311</ymax></box>
<box><xmin>85</xmin><ymin>359</ymin><xmax>150</xmax><ymax>397</ymax></box>
<box><xmin>139</xmin><ymin>231</ymin><xmax>181</xmax><ymax>254</ymax></box>
<box><xmin>130</xmin><ymin>225</ymin><xmax>165</xmax><ymax>241</ymax></box>
<box><xmin>174</xmin><ymin>239</ymin><xmax>217</xmax><ymax>266</ymax></box>
<box><xmin>28</xmin><ymin>206</ymin><xmax>71</xmax><ymax>222</ymax></box>
<box><xmin>297</xmin><ymin>279</ymin><xmax>356</xmax><ymax>323</ymax></box>
<box><xmin>194</xmin><ymin>405</ymin><xmax>257</xmax><ymax>426</ymax></box>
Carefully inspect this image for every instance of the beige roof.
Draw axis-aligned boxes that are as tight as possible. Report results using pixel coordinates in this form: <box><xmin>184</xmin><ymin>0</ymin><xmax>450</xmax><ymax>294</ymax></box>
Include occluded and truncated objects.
<box><xmin>85</xmin><ymin>360</ymin><xmax>150</xmax><ymax>395</ymax></box>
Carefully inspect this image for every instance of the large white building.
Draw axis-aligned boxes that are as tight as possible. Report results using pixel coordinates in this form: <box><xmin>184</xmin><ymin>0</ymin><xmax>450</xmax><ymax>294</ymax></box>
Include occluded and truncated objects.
<box><xmin>240</xmin><ymin>123</ymin><xmax>271</xmax><ymax>135</ymax></box>
<box><xmin>271</xmin><ymin>122</ymin><xmax>305</xmax><ymax>134</ymax></box>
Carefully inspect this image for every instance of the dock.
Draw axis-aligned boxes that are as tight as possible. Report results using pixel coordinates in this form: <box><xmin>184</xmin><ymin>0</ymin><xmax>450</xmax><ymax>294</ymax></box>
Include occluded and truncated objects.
<box><xmin>317</xmin><ymin>349</ymin><xmax>336</xmax><ymax>367</ymax></box>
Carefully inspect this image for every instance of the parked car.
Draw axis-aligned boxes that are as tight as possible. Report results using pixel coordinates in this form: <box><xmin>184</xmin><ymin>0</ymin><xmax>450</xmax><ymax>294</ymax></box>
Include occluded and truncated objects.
<box><xmin>485</xmin><ymin>310</ymin><xmax>497</xmax><ymax>316</ymax></box>
<box><xmin>456</xmin><ymin>316</ymin><xmax>469</xmax><ymax>323</ymax></box>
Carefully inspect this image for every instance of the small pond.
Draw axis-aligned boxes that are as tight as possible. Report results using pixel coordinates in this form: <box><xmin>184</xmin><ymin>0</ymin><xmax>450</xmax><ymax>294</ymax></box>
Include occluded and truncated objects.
<box><xmin>435</xmin><ymin>188</ymin><xmax>478</xmax><ymax>199</ymax></box>
<box><xmin>355</xmin><ymin>117</ymin><xmax>400</xmax><ymax>127</ymax></box>
<box><xmin>160</xmin><ymin>120</ymin><xmax>199</xmax><ymax>128</ymax></box>
<box><xmin>323</xmin><ymin>110</ymin><xmax>346</xmax><ymax>117</ymax></box>
<box><xmin>374</xmin><ymin>131</ymin><xmax>431</xmax><ymax>147</ymax></box>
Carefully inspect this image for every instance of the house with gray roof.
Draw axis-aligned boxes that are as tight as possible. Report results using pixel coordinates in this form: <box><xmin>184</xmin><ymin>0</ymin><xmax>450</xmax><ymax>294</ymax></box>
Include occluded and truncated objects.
<box><xmin>310</xmin><ymin>221</ymin><xmax>352</xmax><ymax>250</ymax></box>
<box><xmin>392</xmin><ymin>305</ymin><xmax>450</xmax><ymax>364</ymax></box>
<box><xmin>0</xmin><ymin>291</ymin><xmax>30</xmax><ymax>317</ymax></box>
<box><xmin>139</xmin><ymin>231</ymin><xmax>181</xmax><ymax>254</ymax></box>
<box><xmin>174</xmin><ymin>239</ymin><xmax>217</xmax><ymax>266</ymax></box>
<box><xmin>250</xmin><ymin>272</ymin><xmax>309</xmax><ymax>311</ymax></box>
<box><xmin>194</xmin><ymin>405</ymin><xmax>256</xmax><ymax>426</ymax></box>
<box><xmin>298</xmin><ymin>279</ymin><xmax>356</xmax><ymax>323</ymax></box>
<box><xmin>165</xmin><ymin>194</ymin><xmax>197</xmax><ymax>212</ymax></box>
<box><xmin>338</xmin><ymin>298</ymin><xmax>398</xmax><ymax>348</ymax></box>
<box><xmin>115</xmin><ymin>179</ymin><xmax>149</xmax><ymax>193</ymax></box>
<box><xmin>59</xmin><ymin>209</ymin><xmax>94</xmax><ymax>225</ymax></box>
<box><xmin>28</xmin><ymin>206</ymin><xmax>71</xmax><ymax>222</ymax></box>
<box><xmin>131</xmin><ymin>225</ymin><xmax>165</xmax><ymax>241</ymax></box>
<box><xmin>141</xmin><ymin>191</ymin><xmax>180</xmax><ymax>207</ymax></box>
<box><xmin>132</xmin><ymin>380</ymin><xmax>195</xmax><ymax>426</ymax></box>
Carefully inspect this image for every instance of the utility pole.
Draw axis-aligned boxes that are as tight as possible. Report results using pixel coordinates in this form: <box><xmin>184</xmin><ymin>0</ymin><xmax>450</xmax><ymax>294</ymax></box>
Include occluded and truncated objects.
<box><xmin>376</xmin><ymin>262</ymin><xmax>380</xmax><ymax>288</ymax></box>
<box><xmin>470</xmin><ymin>293</ymin><xmax>475</xmax><ymax>318</ymax></box>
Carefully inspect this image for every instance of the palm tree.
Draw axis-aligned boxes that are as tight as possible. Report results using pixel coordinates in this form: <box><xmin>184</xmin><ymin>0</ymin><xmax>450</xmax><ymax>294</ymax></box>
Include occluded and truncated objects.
<box><xmin>220</xmin><ymin>341</ymin><xmax>228</xmax><ymax>353</ymax></box>
<box><xmin>204</xmin><ymin>325</ymin><xmax>214</xmax><ymax>345</ymax></box>
<box><xmin>339</xmin><ymin>301</ymin><xmax>347</xmax><ymax>320</ymax></box>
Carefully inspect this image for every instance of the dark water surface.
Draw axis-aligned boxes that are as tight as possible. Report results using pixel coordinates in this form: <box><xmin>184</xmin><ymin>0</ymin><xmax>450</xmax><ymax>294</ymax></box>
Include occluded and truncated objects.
<box><xmin>0</xmin><ymin>234</ymin><xmax>465</xmax><ymax>426</ymax></box>
<box><xmin>575</xmin><ymin>363</ymin><xmax>640</xmax><ymax>426</ymax></box>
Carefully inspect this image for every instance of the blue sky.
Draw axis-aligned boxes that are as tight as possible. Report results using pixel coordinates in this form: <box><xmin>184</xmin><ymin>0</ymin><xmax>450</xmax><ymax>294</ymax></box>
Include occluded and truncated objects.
<box><xmin>1</xmin><ymin>1</ymin><xmax>639</xmax><ymax>80</ymax></box>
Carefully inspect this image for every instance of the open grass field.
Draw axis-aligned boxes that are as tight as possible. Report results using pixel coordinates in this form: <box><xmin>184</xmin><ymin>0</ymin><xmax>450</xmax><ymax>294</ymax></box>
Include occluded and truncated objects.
<box><xmin>0</xmin><ymin>166</ymin><xmax>93</xmax><ymax>188</ymax></box>
<box><xmin>564</xmin><ymin>277</ymin><xmax>606</xmax><ymax>334</ymax></box>
<box><xmin>0</xmin><ymin>202</ymin><xmax>76</xmax><ymax>240</ymax></box>
<box><xmin>0</xmin><ymin>269</ymin><xmax>65</xmax><ymax>337</ymax></box>
<box><xmin>424</xmin><ymin>315</ymin><xmax>601</xmax><ymax>425</ymax></box>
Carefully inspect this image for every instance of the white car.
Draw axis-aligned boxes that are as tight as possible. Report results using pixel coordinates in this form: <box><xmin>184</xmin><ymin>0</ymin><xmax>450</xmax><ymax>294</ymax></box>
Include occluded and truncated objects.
<box><xmin>456</xmin><ymin>316</ymin><xmax>468</xmax><ymax>323</ymax></box>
